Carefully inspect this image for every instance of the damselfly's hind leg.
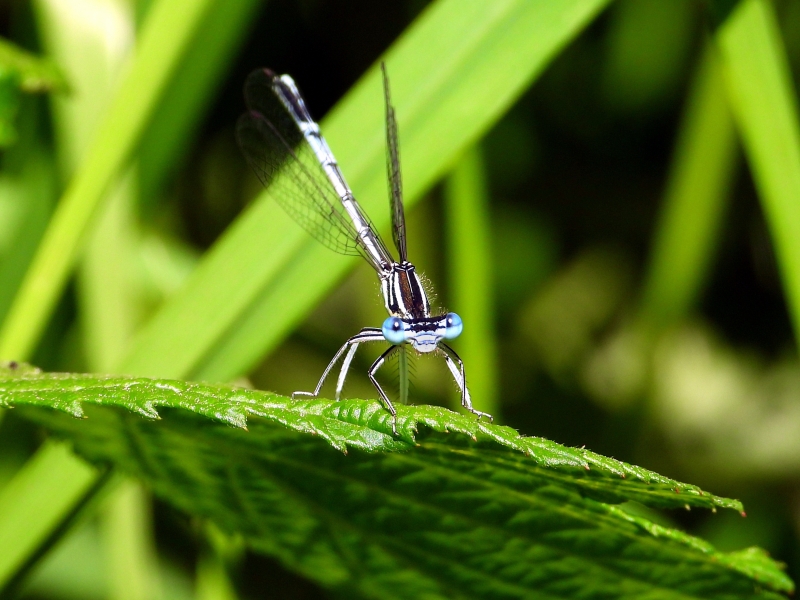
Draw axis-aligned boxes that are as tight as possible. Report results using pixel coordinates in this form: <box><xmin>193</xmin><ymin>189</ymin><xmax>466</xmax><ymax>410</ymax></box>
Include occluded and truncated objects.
<box><xmin>440</xmin><ymin>343</ymin><xmax>493</xmax><ymax>422</ymax></box>
<box><xmin>292</xmin><ymin>327</ymin><xmax>384</xmax><ymax>400</ymax></box>
<box><xmin>368</xmin><ymin>345</ymin><xmax>400</xmax><ymax>435</ymax></box>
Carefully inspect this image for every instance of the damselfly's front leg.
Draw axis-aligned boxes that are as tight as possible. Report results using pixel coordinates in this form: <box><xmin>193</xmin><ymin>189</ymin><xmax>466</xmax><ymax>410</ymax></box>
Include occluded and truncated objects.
<box><xmin>368</xmin><ymin>345</ymin><xmax>400</xmax><ymax>435</ymax></box>
<box><xmin>292</xmin><ymin>327</ymin><xmax>384</xmax><ymax>400</ymax></box>
<box><xmin>440</xmin><ymin>343</ymin><xmax>493</xmax><ymax>422</ymax></box>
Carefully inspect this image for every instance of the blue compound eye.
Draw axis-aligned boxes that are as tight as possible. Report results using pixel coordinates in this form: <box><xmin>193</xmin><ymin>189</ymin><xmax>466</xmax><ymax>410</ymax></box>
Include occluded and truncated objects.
<box><xmin>382</xmin><ymin>316</ymin><xmax>407</xmax><ymax>345</ymax></box>
<box><xmin>443</xmin><ymin>312</ymin><xmax>463</xmax><ymax>340</ymax></box>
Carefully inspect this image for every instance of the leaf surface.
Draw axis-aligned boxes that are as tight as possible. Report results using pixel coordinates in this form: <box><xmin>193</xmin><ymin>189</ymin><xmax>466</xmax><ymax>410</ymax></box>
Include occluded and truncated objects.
<box><xmin>0</xmin><ymin>364</ymin><xmax>792</xmax><ymax>598</ymax></box>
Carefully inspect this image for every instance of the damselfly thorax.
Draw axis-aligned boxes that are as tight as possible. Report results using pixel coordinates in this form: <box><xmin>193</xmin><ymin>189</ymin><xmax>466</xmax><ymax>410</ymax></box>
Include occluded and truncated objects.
<box><xmin>237</xmin><ymin>64</ymin><xmax>491</xmax><ymax>434</ymax></box>
<box><xmin>381</xmin><ymin>261</ymin><xmax>429</xmax><ymax>319</ymax></box>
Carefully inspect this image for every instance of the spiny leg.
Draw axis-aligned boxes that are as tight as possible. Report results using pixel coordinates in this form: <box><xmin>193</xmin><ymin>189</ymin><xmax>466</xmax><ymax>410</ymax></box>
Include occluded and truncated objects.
<box><xmin>293</xmin><ymin>327</ymin><xmax>384</xmax><ymax>400</ymax></box>
<box><xmin>440</xmin><ymin>342</ymin><xmax>493</xmax><ymax>422</ymax></box>
<box><xmin>336</xmin><ymin>343</ymin><xmax>360</xmax><ymax>400</ymax></box>
<box><xmin>368</xmin><ymin>344</ymin><xmax>400</xmax><ymax>435</ymax></box>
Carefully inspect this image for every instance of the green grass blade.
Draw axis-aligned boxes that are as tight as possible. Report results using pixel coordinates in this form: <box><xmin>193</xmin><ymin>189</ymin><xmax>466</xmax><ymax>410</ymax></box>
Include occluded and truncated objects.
<box><xmin>717</xmin><ymin>0</ymin><xmax>800</xmax><ymax>345</ymax></box>
<box><xmin>195</xmin><ymin>555</ymin><xmax>237</xmax><ymax>600</ymax></box>
<box><xmin>0</xmin><ymin>0</ymin><xmax>216</xmax><ymax>361</ymax></box>
<box><xmin>122</xmin><ymin>0</ymin><xmax>612</xmax><ymax>382</ymax></box>
<box><xmin>0</xmin><ymin>155</ymin><xmax>57</xmax><ymax>324</ymax></box>
<box><xmin>0</xmin><ymin>3</ymin><xmax>142</xmax><ymax>594</ymax></box>
<box><xmin>35</xmin><ymin>0</ymin><xmax>140</xmax><ymax>372</ymax></box>
<box><xmin>0</xmin><ymin>364</ymin><xmax>793</xmax><ymax>597</ymax></box>
<box><xmin>138</xmin><ymin>0</ymin><xmax>263</xmax><ymax>204</ymax></box>
<box><xmin>195</xmin><ymin>525</ymin><xmax>241</xmax><ymax>600</ymax></box>
<box><xmin>0</xmin><ymin>441</ymin><xmax>99</xmax><ymax>589</ymax></box>
<box><xmin>443</xmin><ymin>146</ymin><xmax>499</xmax><ymax>417</ymax></box>
<box><xmin>102</xmin><ymin>480</ymin><xmax>161</xmax><ymax>600</ymax></box>
<box><xmin>79</xmin><ymin>176</ymin><xmax>139</xmax><ymax>371</ymax></box>
<box><xmin>638</xmin><ymin>41</ymin><xmax>738</xmax><ymax>329</ymax></box>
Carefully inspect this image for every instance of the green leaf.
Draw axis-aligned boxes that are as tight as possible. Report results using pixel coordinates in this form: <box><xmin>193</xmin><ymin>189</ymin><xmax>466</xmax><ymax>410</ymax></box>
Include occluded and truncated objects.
<box><xmin>0</xmin><ymin>154</ymin><xmax>57</xmax><ymax>323</ymax></box>
<box><xmin>0</xmin><ymin>364</ymin><xmax>793</xmax><ymax>598</ymax></box>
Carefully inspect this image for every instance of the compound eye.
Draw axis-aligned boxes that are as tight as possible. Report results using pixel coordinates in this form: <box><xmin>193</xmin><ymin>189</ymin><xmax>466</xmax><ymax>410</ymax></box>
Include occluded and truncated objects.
<box><xmin>382</xmin><ymin>316</ymin><xmax>407</xmax><ymax>345</ymax></box>
<box><xmin>443</xmin><ymin>312</ymin><xmax>463</xmax><ymax>340</ymax></box>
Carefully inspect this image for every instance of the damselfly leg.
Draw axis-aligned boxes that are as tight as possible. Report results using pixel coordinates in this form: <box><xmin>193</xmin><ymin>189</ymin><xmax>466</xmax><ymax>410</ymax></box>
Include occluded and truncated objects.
<box><xmin>292</xmin><ymin>327</ymin><xmax>401</xmax><ymax>434</ymax></box>
<box><xmin>291</xmin><ymin>327</ymin><xmax>384</xmax><ymax>401</ymax></box>
<box><xmin>368</xmin><ymin>345</ymin><xmax>401</xmax><ymax>434</ymax></box>
<box><xmin>440</xmin><ymin>343</ymin><xmax>493</xmax><ymax>421</ymax></box>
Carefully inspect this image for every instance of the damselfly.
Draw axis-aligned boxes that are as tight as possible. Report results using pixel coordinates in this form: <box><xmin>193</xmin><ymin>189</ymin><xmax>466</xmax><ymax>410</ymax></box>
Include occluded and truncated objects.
<box><xmin>236</xmin><ymin>64</ymin><xmax>492</xmax><ymax>433</ymax></box>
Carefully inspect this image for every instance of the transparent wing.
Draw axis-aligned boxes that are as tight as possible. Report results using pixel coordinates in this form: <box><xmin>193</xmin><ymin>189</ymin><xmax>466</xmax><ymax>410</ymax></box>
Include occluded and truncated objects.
<box><xmin>236</xmin><ymin>69</ymin><xmax>382</xmax><ymax>264</ymax></box>
<box><xmin>382</xmin><ymin>63</ymin><xmax>408</xmax><ymax>262</ymax></box>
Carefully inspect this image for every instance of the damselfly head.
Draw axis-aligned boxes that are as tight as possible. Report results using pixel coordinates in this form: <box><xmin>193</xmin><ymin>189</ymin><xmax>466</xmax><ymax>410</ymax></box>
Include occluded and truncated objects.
<box><xmin>381</xmin><ymin>312</ymin><xmax>463</xmax><ymax>353</ymax></box>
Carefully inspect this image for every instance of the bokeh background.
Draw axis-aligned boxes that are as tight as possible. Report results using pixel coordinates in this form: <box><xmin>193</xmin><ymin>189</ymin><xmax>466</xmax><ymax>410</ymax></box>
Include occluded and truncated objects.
<box><xmin>2</xmin><ymin>0</ymin><xmax>800</xmax><ymax>597</ymax></box>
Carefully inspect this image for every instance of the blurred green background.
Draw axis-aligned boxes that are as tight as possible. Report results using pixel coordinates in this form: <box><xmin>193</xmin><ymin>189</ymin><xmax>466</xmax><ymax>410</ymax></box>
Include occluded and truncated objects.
<box><xmin>2</xmin><ymin>0</ymin><xmax>800</xmax><ymax>597</ymax></box>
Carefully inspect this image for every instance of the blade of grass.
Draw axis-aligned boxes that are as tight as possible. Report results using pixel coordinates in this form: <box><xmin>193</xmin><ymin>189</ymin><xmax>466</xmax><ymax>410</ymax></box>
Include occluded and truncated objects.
<box><xmin>0</xmin><ymin>71</ymin><xmax>59</xmax><ymax>324</ymax></box>
<box><xmin>0</xmin><ymin>0</ymin><xmax>216</xmax><ymax>361</ymax></box>
<box><xmin>79</xmin><ymin>176</ymin><xmax>139</xmax><ymax>371</ymax></box>
<box><xmin>138</xmin><ymin>0</ymin><xmax>263</xmax><ymax>206</ymax></box>
<box><xmin>398</xmin><ymin>343</ymin><xmax>409</xmax><ymax>406</ymax></box>
<box><xmin>102</xmin><ymin>480</ymin><xmax>161</xmax><ymax>600</ymax></box>
<box><xmin>195</xmin><ymin>525</ymin><xmax>242</xmax><ymax>600</ymax></box>
<box><xmin>0</xmin><ymin>441</ymin><xmax>100</xmax><ymax>588</ymax></box>
<box><xmin>0</xmin><ymin>37</ymin><xmax>66</xmax><ymax>94</ymax></box>
<box><xmin>122</xmin><ymin>0</ymin><xmax>612</xmax><ymax>382</ymax></box>
<box><xmin>717</xmin><ymin>0</ymin><xmax>800</xmax><ymax>345</ymax></box>
<box><xmin>443</xmin><ymin>145</ymin><xmax>499</xmax><ymax>417</ymax></box>
<box><xmin>638</xmin><ymin>41</ymin><xmax>738</xmax><ymax>329</ymax></box>
<box><xmin>5</xmin><ymin>4</ymin><xmax>150</xmax><ymax>598</ymax></box>
<box><xmin>0</xmin><ymin>154</ymin><xmax>57</xmax><ymax>325</ymax></box>
<box><xmin>34</xmin><ymin>0</ymin><xmax>140</xmax><ymax>371</ymax></box>
<box><xmin>34</xmin><ymin>0</ymin><xmax>135</xmax><ymax>175</ymax></box>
